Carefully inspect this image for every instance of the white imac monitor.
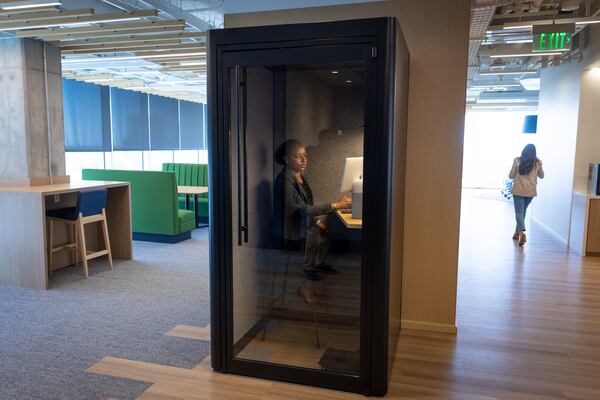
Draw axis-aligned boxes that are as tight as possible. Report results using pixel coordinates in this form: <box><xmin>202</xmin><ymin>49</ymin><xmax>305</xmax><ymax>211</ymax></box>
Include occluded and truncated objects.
<box><xmin>340</xmin><ymin>157</ymin><xmax>364</xmax><ymax>193</ymax></box>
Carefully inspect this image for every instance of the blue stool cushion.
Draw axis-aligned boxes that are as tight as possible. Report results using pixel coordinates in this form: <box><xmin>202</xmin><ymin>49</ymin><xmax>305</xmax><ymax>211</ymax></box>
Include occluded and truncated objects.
<box><xmin>46</xmin><ymin>207</ymin><xmax>79</xmax><ymax>221</ymax></box>
<box><xmin>78</xmin><ymin>189</ymin><xmax>108</xmax><ymax>217</ymax></box>
<box><xmin>45</xmin><ymin>189</ymin><xmax>108</xmax><ymax>221</ymax></box>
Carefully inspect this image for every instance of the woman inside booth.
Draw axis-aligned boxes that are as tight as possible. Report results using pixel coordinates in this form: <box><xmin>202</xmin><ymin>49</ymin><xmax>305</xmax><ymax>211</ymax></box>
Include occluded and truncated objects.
<box><xmin>271</xmin><ymin>139</ymin><xmax>352</xmax><ymax>281</ymax></box>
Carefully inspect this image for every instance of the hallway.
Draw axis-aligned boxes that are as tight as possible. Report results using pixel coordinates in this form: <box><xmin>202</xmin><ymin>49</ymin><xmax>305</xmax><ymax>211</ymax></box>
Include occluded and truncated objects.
<box><xmin>392</xmin><ymin>189</ymin><xmax>600</xmax><ymax>399</ymax></box>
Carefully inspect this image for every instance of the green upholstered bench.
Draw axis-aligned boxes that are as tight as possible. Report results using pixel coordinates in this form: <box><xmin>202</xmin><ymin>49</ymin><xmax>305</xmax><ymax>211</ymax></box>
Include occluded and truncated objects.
<box><xmin>162</xmin><ymin>163</ymin><xmax>209</xmax><ymax>223</ymax></box>
<box><xmin>82</xmin><ymin>169</ymin><xmax>195</xmax><ymax>243</ymax></box>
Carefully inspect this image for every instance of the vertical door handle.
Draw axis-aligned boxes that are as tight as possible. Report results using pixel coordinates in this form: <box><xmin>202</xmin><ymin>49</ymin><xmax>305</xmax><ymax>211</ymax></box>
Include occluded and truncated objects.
<box><xmin>241</xmin><ymin>68</ymin><xmax>249</xmax><ymax>243</ymax></box>
<box><xmin>235</xmin><ymin>66</ymin><xmax>243</xmax><ymax>246</ymax></box>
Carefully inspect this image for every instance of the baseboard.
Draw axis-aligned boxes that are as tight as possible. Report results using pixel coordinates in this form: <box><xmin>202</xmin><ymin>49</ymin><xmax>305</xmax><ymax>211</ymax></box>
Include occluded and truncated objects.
<box><xmin>531</xmin><ymin>216</ymin><xmax>568</xmax><ymax>246</ymax></box>
<box><xmin>401</xmin><ymin>319</ymin><xmax>457</xmax><ymax>334</ymax></box>
<box><xmin>132</xmin><ymin>231</ymin><xmax>192</xmax><ymax>243</ymax></box>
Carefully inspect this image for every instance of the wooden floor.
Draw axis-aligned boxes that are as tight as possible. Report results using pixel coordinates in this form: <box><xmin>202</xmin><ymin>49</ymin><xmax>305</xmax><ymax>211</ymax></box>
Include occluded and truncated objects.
<box><xmin>88</xmin><ymin>190</ymin><xmax>600</xmax><ymax>399</ymax></box>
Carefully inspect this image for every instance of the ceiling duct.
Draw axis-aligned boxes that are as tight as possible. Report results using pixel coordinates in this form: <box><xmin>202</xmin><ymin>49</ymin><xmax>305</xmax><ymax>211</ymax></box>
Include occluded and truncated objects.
<box><xmin>469</xmin><ymin>1</ymin><xmax>498</xmax><ymax>79</ymax></box>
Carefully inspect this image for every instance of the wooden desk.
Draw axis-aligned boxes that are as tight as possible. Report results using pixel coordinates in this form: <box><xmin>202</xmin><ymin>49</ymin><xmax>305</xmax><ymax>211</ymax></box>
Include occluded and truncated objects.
<box><xmin>0</xmin><ymin>181</ymin><xmax>132</xmax><ymax>289</ymax></box>
<box><xmin>570</xmin><ymin>191</ymin><xmax>600</xmax><ymax>256</ymax></box>
<box><xmin>335</xmin><ymin>210</ymin><xmax>362</xmax><ymax>230</ymax></box>
<box><xmin>177</xmin><ymin>186</ymin><xmax>208</xmax><ymax>227</ymax></box>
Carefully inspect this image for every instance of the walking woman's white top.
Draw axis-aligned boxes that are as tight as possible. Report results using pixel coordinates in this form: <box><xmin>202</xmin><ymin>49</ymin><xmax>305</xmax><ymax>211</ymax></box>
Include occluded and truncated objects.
<box><xmin>509</xmin><ymin>157</ymin><xmax>544</xmax><ymax>197</ymax></box>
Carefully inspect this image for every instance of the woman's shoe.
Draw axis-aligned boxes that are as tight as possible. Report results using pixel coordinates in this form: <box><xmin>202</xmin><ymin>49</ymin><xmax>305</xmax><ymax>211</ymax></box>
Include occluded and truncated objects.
<box><xmin>518</xmin><ymin>230</ymin><xmax>527</xmax><ymax>246</ymax></box>
<box><xmin>512</xmin><ymin>231</ymin><xmax>519</xmax><ymax>240</ymax></box>
<box><xmin>303</xmin><ymin>269</ymin><xmax>320</xmax><ymax>281</ymax></box>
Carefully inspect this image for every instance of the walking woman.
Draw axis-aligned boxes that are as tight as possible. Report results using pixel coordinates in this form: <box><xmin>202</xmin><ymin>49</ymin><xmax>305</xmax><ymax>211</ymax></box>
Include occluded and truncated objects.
<box><xmin>509</xmin><ymin>144</ymin><xmax>544</xmax><ymax>246</ymax></box>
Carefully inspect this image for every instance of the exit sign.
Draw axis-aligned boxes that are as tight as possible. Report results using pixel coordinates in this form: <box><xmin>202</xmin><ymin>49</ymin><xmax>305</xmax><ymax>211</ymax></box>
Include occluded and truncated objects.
<box><xmin>532</xmin><ymin>24</ymin><xmax>575</xmax><ymax>53</ymax></box>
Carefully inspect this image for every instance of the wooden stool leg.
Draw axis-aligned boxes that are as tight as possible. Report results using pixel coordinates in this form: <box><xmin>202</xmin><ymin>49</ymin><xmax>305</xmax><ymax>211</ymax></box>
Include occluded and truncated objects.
<box><xmin>101</xmin><ymin>209</ymin><xmax>113</xmax><ymax>269</ymax></box>
<box><xmin>77</xmin><ymin>216</ymin><xmax>89</xmax><ymax>278</ymax></box>
<box><xmin>47</xmin><ymin>219</ymin><xmax>54</xmax><ymax>275</ymax></box>
<box><xmin>73</xmin><ymin>224</ymin><xmax>79</xmax><ymax>267</ymax></box>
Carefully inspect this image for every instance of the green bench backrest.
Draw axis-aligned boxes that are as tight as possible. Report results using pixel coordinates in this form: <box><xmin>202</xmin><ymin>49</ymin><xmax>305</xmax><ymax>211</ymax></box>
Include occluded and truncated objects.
<box><xmin>162</xmin><ymin>163</ymin><xmax>208</xmax><ymax>199</ymax></box>
<box><xmin>82</xmin><ymin>169</ymin><xmax>179</xmax><ymax>235</ymax></box>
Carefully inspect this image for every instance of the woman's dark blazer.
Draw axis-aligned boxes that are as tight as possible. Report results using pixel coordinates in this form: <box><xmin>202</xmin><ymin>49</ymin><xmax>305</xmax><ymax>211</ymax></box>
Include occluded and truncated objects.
<box><xmin>271</xmin><ymin>168</ymin><xmax>333</xmax><ymax>243</ymax></box>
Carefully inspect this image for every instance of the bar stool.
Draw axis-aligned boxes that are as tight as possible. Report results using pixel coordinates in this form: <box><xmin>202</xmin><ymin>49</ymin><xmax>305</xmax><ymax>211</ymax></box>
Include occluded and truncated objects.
<box><xmin>46</xmin><ymin>188</ymin><xmax>112</xmax><ymax>278</ymax></box>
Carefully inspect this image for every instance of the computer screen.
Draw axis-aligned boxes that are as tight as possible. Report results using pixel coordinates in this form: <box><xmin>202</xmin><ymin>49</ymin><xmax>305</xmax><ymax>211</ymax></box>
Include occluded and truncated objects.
<box><xmin>340</xmin><ymin>157</ymin><xmax>363</xmax><ymax>192</ymax></box>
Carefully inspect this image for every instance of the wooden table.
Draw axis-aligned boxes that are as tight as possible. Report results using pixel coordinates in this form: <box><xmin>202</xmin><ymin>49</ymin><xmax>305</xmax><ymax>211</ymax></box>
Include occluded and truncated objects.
<box><xmin>177</xmin><ymin>186</ymin><xmax>209</xmax><ymax>227</ymax></box>
<box><xmin>0</xmin><ymin>181</ymin><xmax>132</xmax><ymax>289</ymax></box>
<box><xmin>335</xmin><ymin>210</ymin><xmax>362</xmax><ymax>230</ymax></box>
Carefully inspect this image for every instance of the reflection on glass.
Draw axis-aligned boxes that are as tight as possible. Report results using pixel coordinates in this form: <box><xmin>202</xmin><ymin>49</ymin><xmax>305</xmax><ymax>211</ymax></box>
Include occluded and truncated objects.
<box><xmin>231</xmin><ymin>62</ymin><xmax>365</xmax><ymax>375</ymax></box>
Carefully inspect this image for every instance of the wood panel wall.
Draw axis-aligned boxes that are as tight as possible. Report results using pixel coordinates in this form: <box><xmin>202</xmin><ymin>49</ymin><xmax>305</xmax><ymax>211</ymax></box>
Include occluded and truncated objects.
<box><xmin>224</xmin><ymin>0</ymin><xmax>470</xmax><ymax>330</ymax></box>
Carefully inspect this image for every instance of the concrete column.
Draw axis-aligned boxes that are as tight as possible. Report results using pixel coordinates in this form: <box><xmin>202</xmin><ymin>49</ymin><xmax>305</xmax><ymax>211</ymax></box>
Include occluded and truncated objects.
<box><xmin>0</xmin><ymin>38</ymin><xmax>66</xmax><ymax>186</ymax></box>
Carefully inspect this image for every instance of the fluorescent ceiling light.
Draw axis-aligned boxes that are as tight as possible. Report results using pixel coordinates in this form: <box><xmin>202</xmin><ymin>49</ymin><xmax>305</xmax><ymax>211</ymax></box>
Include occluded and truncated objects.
<box><xmin>0</xmin><ymin>16</ymin><xmax>139</xmax><ymax>30</ymax></box>
<box><xmin>0</xmin><ymin>1</ymin><xmax>61</xmax><ymax>10</ymax></box>
<box><xmin>479</xmin><ymin>70</ymin><xmax>537</xmax><ymax>76</ymax></box>
<box><xmin>502</xmin><ymin>24</ymin><xmax>532</xmax><ymax>30</ymax></box>
<box><xmin>63</xmin><ymin>52</ymin><xmax>206</xmax><ymax>63</ymax></box>
<box><xmin>520</xmin><ymin>77</ymin><xmax>541</xmax><ymax>91</ymax></box>
<box><xmin>470</xmin><ymin>84</ymin><xmax>522</xmax><ymax>89</ymax></box>
<box><xmin>477</xmin><ymin>98</ymin><xmax>530</xmax><ymax>104</ymax></box>
<box><xmin>576</xmin><ymin>20</ymin><xmax>600</xmax><ymax>25</ymax></box>
<box><xmin>179</xmin><ymin>61</ymin><xmax>205</xmax><ymax>66</ymax></box>
<box><xmin>490</xmin><ymin>52</ymin><xmax>562</xmax><ymax>58</ymax></box>
<box><xmin>505</xmin><ymin>39</ymin><xmax>533</xmax><ymax>44</ymax></box>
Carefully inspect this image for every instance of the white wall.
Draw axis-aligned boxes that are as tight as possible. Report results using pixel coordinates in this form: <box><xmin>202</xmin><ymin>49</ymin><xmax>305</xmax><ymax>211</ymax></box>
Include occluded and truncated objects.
<box><xmin>573</xmin><ymin>68</ymin><xmax>600</xmax><ymax>192</ymax></box>
<box><xmin>532</xmin><ymin>62</ymin><xmax>581</xmax><ymax>243</ymax></box>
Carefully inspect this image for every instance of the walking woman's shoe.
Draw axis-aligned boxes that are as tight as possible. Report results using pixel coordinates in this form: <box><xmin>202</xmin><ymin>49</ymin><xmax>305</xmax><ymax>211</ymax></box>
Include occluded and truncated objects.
<box><xmin>518</xmin><ymin>230</ymin><xmax>527</xmax><ymax>246</ymax></box>
<box><xmin>512</xmin><ymin>230</ymin><xmax>519</xmax><ymax>240</ymax></box>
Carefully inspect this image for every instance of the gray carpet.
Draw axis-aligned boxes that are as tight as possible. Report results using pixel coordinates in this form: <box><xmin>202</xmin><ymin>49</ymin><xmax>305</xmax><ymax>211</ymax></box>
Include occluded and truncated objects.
<box><xmin>0</xmin><ymin>229</ymin><xmax>210</xmax><ymax>400</ymax></box>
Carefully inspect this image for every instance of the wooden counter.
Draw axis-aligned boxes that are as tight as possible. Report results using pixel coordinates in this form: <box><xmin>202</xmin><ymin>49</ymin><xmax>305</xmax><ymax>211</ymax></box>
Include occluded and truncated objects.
<box><xmin>0</xmin><ymin>181</ymin><xmax>132</xmax><ymax>289</ymax></box>
<box><xmin>570</xmin><ymin>191</ymin><xmax>600</xmax><ymax>256</ymax></box>
<box><xmin>335</xmin><ymin>210</ymin><xmax>362</xmax><ymax>230</ymax></box>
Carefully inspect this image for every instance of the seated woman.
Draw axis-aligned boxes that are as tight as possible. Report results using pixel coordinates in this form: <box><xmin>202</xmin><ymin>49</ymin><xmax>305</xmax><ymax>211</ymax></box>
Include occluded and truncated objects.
<box><xmin>271</xmin><ymin>139</ymin><xmax>351</xmax><ymax>281</ymax></box>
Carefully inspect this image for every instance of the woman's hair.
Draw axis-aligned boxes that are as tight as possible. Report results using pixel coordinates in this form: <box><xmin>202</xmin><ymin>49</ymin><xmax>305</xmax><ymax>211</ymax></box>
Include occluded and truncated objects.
<box><xmin>274</xmin><ymin>139</ymin><xmax>304</xmax><ymax>165</ymax></box>
<box><xmin>519</xmin><ymin>144</ymin><xmax>537</xmax><ymax>175</ymax></box>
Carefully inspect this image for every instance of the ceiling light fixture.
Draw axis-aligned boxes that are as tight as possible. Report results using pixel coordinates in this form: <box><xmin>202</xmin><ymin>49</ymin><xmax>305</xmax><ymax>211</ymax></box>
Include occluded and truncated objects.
<box><xmin>346</xmin><ymin>80</ymin><xmax>352</xmax><ymax>83</ymax></box>
<box><xmin>479</xmin><ymin>70</ymin><xmax>537</xmax><ymax>76</ymax></box>
<box><xmin>490</xmin><ymin>52</ymin><xmax>562</xmax><ymax>58</ymax></box>
<box><xmin>0</xmin><ymin>1</ymin><xmax>61</xmax><ymax>10</ymax></box>
<box><xmin>331</xmin><ymin>70</ymin><xmax>339</xmax><ymax>74</ymax></box>
<box><xmin>62</xmin><ymin>52</ymin><xmax>206</xmax><ymax>63</ymax></box>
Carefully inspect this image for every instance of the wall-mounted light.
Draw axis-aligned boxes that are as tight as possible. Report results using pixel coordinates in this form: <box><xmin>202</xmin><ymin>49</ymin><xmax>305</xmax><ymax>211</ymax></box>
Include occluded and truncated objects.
<box><xmin>522</xmin><ymin>115</ymin><xmax>538</xmax><ymax>134</ymax></box>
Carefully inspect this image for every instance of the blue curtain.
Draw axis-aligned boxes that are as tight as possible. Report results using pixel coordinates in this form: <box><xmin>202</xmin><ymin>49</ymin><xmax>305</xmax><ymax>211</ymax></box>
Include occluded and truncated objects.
<box><xmin>180</xmin><ymin>101</ymin><xmax>205</xmax><ymax>150</ymax></box>
<box><xmin>149</xmin><ymin>95</ymin><xmax>179</xmax><ymax>150</ymax></box>
<box><xmin>111</xmin><ymin>88</ymin><xmax>149</xmax><ymax>151</ymax></box>
<box><xmin>62</xmin><ymin>79</ymin><xmax>111</xmax><ymax>152</ymax></box>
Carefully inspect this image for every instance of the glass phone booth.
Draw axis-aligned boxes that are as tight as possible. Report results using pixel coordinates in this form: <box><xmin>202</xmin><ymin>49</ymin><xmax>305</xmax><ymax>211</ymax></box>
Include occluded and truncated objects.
<box><xmin>208</xmin><ymin>18</ymin><xmax>408</xmax><ymax>396</ymax></box>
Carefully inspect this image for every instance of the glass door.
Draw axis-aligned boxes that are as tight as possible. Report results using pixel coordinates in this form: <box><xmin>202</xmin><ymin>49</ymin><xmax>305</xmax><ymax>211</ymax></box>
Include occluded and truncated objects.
<box><xmin>223</xmin><ymin>44</ymin><xmax>372</xmax><ymax>385</ymax></box>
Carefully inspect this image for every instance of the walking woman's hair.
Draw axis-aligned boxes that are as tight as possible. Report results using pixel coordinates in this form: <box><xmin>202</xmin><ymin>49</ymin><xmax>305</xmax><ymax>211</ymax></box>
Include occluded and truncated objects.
<box><xmin>519</xmin><ymin>144</ymin><xmax>537</xmax><ymax>175</ymax></box>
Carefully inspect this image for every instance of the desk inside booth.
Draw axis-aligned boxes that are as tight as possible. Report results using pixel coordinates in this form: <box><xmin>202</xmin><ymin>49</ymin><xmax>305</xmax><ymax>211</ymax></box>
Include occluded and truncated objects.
<box><xmin>0</xmin><ymin>181</ymin><xmax>132</xmax><ymax>290</ymax></box>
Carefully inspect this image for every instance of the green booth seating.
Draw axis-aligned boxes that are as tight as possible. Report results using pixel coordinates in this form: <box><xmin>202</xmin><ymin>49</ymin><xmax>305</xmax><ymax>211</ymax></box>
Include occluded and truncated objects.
<box><xmin>82</xmin><ymin>169</ymin><xmax>195</xmax><ymax>243</ymax></box>
<box><xmin>162</xmin><ymin>163</ymin><xmax>209</xmax><ymax>223</ymax></box>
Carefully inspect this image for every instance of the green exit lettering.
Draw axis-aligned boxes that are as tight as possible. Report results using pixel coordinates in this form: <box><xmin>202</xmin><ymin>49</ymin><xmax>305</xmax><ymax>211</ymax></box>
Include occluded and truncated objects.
<box><xmin>534</xmin><ymin>32</ymin><xmax>572</xmax><ymax>52</ymax></box>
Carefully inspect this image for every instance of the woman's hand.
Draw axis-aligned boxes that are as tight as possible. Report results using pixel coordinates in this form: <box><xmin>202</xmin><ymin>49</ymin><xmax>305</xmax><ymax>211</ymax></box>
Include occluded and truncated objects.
<box><xmin>332</xmin><ymin>196</ymin><xmax>352</xmax><ymax>210</ymax></box>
